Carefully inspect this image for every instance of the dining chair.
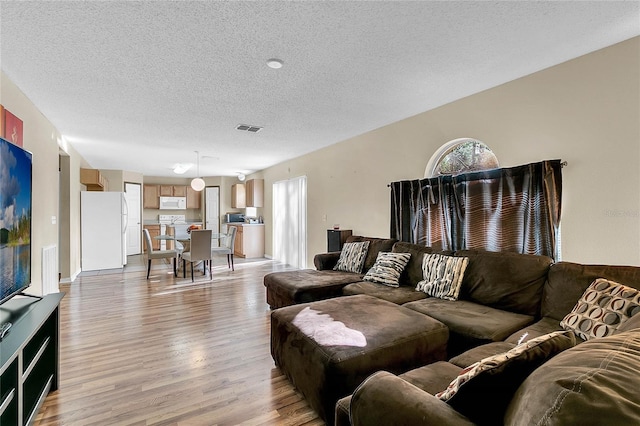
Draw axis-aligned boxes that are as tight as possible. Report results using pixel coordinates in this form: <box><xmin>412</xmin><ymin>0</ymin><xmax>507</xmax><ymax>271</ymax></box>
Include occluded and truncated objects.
<box><xmin>212</xmin><ymin>226</ymin><xmax>237</xmax><ymax>271</ymax></box>
<box><xmin>142</xmin><ymin>229</ymin><xmax>179</xmax><ymax>279</ymax></box>
<box><xmin>182</xmin><ymin>229</ymin><xmax>212</xmax><ymax>281</ymax></box>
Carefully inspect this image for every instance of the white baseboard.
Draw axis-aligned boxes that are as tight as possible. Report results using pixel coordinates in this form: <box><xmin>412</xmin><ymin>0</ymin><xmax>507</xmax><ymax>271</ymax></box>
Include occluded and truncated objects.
<box><xmin>60</xmin><ymin>268</ymin><xmax>81</xmax><ymax>284</ymax></box>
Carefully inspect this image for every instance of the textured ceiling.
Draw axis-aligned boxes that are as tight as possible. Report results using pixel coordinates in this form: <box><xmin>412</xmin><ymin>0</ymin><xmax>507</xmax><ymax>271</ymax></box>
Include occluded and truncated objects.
<box><xmin>1</xmin><ymin>1</ymin><xmax>638</xmax><ymax>178</ymax></box>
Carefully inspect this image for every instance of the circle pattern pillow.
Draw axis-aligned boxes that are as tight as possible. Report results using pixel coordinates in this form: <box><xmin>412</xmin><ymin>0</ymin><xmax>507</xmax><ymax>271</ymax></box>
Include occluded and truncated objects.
<box><xmin>561</xmin><ymin>278</ymin><xmax>640</xmax><ymax>340</ymax></box>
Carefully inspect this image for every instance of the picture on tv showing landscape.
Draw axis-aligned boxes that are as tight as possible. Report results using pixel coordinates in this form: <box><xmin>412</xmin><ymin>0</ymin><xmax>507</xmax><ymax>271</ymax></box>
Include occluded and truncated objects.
<box><xmin>0</xmin><ymin>136</ymin><xmax>32</xmax><ymax>305</ymax></box>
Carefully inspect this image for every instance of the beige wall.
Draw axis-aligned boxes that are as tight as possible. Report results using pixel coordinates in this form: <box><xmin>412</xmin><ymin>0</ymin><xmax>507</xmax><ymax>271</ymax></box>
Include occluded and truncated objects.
<box><xmin>261</xmin><ymin>37</ymin><xmax>640</xmax><ymax>267</ymax></box>
<box><xmin>1</xmin><ymin>72</ymin><xmax>86</xmax><ymax>292</ymax></box>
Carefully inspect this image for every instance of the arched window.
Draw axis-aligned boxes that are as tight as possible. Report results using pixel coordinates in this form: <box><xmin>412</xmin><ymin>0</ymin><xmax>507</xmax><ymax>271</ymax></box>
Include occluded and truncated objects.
<box><xmin>425</xmin><ymin>138</ymin><xmax>499</xmax><ymax>178</ymax></box>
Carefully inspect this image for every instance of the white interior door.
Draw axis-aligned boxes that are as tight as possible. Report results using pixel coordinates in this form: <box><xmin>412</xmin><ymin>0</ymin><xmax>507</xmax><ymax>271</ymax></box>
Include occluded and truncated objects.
<box><xmin>125</xmin><ymin>182</ymin><xmax>142</xmax><ymax>255</ymax></box>
<box><xmin>205</xmin><ymin>186</ymin><xmax>220</xmax><ymax>248</ymax></box>
<box><xmin>273</xmin><ymin>176</ymin><xmax>307</xmax><ymax>268</ymax></box>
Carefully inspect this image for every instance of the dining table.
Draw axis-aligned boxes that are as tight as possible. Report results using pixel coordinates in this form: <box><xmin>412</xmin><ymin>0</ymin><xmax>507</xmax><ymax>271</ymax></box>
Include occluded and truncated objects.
<box><xmin>154</xmin><ymin>233</ymin><xmax>226</xmax><ymax>272</ymax></box>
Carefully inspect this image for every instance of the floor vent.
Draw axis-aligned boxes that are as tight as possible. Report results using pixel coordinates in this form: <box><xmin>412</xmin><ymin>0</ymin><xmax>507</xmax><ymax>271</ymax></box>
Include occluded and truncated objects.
<box><xmin>236</xmin><ymin>124</ymin><xmax>263</xmax><ymax>133</ymax></box>
<box><xmin>42</xmin><ymin>244</ymin><xmax>59</xmax><ymax>294</ymax></box>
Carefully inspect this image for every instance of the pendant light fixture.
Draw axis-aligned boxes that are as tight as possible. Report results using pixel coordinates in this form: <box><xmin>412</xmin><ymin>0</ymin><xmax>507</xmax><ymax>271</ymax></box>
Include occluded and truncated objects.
<box><xmin>190</xmin><ymin>151</ymin><xmax>205</xmax><ymax>191</ymax></box>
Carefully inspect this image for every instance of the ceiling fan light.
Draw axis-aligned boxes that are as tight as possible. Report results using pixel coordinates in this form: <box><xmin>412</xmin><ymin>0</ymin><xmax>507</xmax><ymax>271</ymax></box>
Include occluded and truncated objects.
<box><xmin>190</xmin><ymin>177</ymin><xmax>205</xmax><ymax>191</ymax></box>
<box><xmin>173</xmin><ymin>163</ymin><xmax>192</xmax><ymax>174</ymax></box>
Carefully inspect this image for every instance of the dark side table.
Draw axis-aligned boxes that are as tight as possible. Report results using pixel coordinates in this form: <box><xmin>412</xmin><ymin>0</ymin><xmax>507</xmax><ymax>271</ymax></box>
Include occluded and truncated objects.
<box><xmin>327</xmin><ymin>229</ymin><xmax>352</xmax><ymax>252</ymax></box>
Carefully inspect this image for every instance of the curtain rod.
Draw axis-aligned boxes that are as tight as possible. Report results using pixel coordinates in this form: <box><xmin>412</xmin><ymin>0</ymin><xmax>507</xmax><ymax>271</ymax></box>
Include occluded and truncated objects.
<box><xmin>386</xmin><ymin>160</ymin><xmax>568</xmax><ymax>187</ymax></box>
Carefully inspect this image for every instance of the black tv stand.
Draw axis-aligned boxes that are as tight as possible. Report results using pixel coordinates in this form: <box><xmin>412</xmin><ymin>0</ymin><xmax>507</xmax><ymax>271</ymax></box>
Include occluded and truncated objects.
<box><xmin>0</xmin><ymin>322</ymin><xmax>12</xmax><ymax>339</ymax></box>
<box><xmin>17</xmin><ymin>292</ymin><xmax>43</xmax><ymax>301</ymax></box>
<box><xmin>0</xmin><ymin>293</ymin><xmax>63</xmax><ymax>425</ymax></box>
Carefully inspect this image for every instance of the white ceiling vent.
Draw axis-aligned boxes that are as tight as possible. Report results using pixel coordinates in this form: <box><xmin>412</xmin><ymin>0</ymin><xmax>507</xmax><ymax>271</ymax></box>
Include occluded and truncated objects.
<box><xmin>236</xmin><ymin>124</ymin><xmax>263</xmax><ymax>133</ymax></box>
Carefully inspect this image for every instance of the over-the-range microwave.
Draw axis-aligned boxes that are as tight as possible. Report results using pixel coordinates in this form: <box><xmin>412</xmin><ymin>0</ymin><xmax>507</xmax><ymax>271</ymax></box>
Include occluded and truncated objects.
<box><xmin>159</xmin><ymin>196</ymin><xmax>186</xmax><ymax>210</ymax></box>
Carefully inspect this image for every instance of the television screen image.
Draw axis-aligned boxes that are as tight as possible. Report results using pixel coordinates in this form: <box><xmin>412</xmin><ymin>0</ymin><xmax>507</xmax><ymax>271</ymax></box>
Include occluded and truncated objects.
<box><xmin>0</xmin><ymin>136</ymin><xmax>32</xmax><ymax>305</ymax></box>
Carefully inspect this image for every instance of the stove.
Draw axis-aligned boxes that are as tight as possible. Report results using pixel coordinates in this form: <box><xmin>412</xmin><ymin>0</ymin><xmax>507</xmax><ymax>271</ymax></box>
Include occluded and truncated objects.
<box><xmin>158</xmin><ymin>214</ymin><xmax>186</xmax><ymax>224</ymax></box>
<box><xmin>157</xmin><ymin>215</ymin><xmax>186</xmax><ymax>250</ymax></box>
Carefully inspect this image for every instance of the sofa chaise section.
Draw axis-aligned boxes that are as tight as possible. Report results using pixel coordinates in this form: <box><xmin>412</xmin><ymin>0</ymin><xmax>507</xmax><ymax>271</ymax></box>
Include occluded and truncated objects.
<box><xmin>264</xmin><ymin>236</ymin><xmax>396</xmax><ymax>308</ymax></box>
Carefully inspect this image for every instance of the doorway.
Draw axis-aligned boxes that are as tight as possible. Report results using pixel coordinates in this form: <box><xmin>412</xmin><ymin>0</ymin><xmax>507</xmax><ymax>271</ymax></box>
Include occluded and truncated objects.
<box><xmin>273</xmin><ymin>176</ymin><xmax>307</xmax><ymax>268</ymax></box>
<box><xmin>125</xmin><ymin>182</ymin><xmax>142</xmax><ymax>255</ymax></box>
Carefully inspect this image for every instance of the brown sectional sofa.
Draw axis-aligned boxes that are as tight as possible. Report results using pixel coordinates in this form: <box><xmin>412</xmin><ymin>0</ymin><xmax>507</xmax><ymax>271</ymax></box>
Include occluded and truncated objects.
<box><xmin>265</xmin><ymin>235</ymin><xmax>640</xmax><ymax>425</ymax></box>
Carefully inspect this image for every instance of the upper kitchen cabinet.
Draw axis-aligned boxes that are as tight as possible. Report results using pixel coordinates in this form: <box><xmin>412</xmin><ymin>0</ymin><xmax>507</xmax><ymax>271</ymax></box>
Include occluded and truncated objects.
<box><xmin>160</xmin><ymin>185</ymin><xmax>187</xmax><ymax>196</ymax></box>
<box><xmin>80</xmin><ymin>168</ymin><xmax>108</xmax><ymax>191</ymax></box>
<box><xmin>143</xmin><ymin>184</ymin><xmax>160</xmax><ymax>209</ymax></box>
<box><xmin>173</xmin><ymin>185</ymin><xmax>187</xmax><ymax>197</ymax></box>
<box><xmin>231</xmin><ymin>183</ymin><xmax>246</xmax><ymax>208</ymax></box>
<box><xmin>186</xmin><ymin>186</ymin><xmax>201</xmax><ymax>209</ymax></box>
<box><xmin>246</xmin><ymin>179</ymin><xmax>264</xmax><ymax>207</ymax></box>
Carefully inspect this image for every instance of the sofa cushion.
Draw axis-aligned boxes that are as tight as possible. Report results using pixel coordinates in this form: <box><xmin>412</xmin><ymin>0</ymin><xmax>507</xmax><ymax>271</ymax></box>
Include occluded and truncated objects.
<box><xmin>416</xmin><ymin>253</ymin><xmax>469</xmax><ymax>300</ymax></box>
<box><xmin>343</xmin><ymin>281</ymin><xmax>428</xmax><ymax>305</ymax></box>
<box><xmin>449</xmin><ymin>341</ymin><xmax>516</xmax><ymax>368</ymax></box>
<box><xmin>399</xmin><ymin>361</ymin><xmax>463</xmax><ymax>394</ymax></box>
<box><xmin>363</xmin><ymin>252</ymin><xmax>411</xmax><ymax>287</ymax></box>
<box><xmin>391</xmin><ymin>242</ymin><xmax>453</xmax><ymax>286</ymax></box>
<box><xmin>437</xmin><ymin>331</ymin><xmax>576</xmax><ymax>426</ymax></box>
<box><xmin>542</xmin><ymin>261</ymin><xmax>640</xmax><ymax>321</ymax></box>
<box><xmin>560</xmin><ymin>278</ymin><xmax>640</xmax><ymax>340</ymax></box>
<box><xmin>504</xmin><ymin>316</ymin><xmax>566</xmax><ymax>344</ymax></box>
<box><xmin>404</xmin><ymin>298</ymin><xmax>535</xmax><ymax>355</ymax></box>
<box><xmin>334</xmin><ymin>241</ymin><xmax>370</xmax><ymax>273</ymax></box>
<box><xmin>456</xmin><ymin>250</ymin><xmax>552</xmax><ymax>316</ymax></box>
<box><xmin>346</xmin><ymin>235</ymin><xmax>397</xmax><ymax>271</ymax></box>
<box><xmin>505</xmin><ymin>330</ymin><xmax>640</xmax><ymax>426</ymax></box>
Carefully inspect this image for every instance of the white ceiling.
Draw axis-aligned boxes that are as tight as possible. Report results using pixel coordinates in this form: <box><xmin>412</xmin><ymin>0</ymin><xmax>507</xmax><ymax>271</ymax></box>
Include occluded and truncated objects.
<box><xmin>1</xmin><ymin>1</ymin><xmax>638</xmax><ymax>178</ymax></box>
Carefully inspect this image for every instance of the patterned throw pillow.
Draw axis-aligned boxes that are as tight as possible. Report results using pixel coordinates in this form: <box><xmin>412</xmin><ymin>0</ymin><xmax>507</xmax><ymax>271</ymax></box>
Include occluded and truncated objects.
<box><xmin>363</xmin><ymin>252</ymin><xmax>411</xmax><ymax>287</ymax></box>
<box><xmin>561</xmin><ymin>278</ymin><xmax>640</xmax><ymax>340</ymax></box>
<box><xmin>416</xmin><ymin>253</ymin><xmax>469</xmax><ymax>300</ymax></box>
<box><xmin>333</xmin><ymin>241</ymin><xmax>370</xmax><ymax>273</ymax></box>
<box><xmin>436</xmin><ymin>330</ymin><xmax>576</xmax><ymax>425</ymax></box>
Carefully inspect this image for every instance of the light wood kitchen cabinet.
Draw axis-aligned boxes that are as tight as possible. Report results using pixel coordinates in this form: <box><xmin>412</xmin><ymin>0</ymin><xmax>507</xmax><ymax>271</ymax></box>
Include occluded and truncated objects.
<box><xmin>80</xmin><ymin>168</ymin><xmax>108</xmax><ymax>191</ymax></box>
<box><xmin>144</xmin><ymin>224</ymin><xmax>161</xmax><ymax>250</ymax></box>
<box><xmin>231</xmin><ymin>184</ymin><xmax>246</xmax><ymax>208</ymax></box>
<box><xmin>229</xmin><ymin>224</ymin><xmax>264</xmax><ymax>258</ymax></box>
<box><xmin>159</xmin><ymin>185</ymin><xmax>173</xmax><ymax>196</ymax></box>
<box><xmin>143</xmin><ymin>185</ymin><xmax>160</xmax><ymax>209</ymax></box>
<box><xmin>160</xmin><ymin>185</ymin><xmax>187</xmax><ymax>197</ymax></box>
<box><xmin>246</xmin><ymin>179</ymin><xmax>264</xmax><ymax>207</ymax></box>
<box><xmin>186</xmin><ymin>186</ymin><xmax>201</xmax><ymax>209</ymax></box>
<box><xmin>173</xmin><ymin>185</ymin><xmax>187</xmax><ymax>197</ymax></box>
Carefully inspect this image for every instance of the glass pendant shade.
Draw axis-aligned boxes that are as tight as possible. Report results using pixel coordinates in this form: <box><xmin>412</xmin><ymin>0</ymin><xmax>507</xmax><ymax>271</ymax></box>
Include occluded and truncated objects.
<box><xmin>190</xmin><ymin>177</ymin><xmax>205</xmax><ymax>191</ymax></box>
<box><xmin>190</xmin><ymin>150</ymin><xmax>205</xmax><ymax>191</ymax></box>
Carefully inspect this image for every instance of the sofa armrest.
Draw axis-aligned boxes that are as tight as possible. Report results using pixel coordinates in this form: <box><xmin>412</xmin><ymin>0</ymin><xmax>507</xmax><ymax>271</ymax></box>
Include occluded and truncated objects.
<box><xmin>350</xmin><ymin>371</ymin><xmax>475</xmax><ymax>426</ymax></box>
<box><xmin>314</xmin><ymin>252</ymin><xmax>341</xmax><ymax>270</ymax></box>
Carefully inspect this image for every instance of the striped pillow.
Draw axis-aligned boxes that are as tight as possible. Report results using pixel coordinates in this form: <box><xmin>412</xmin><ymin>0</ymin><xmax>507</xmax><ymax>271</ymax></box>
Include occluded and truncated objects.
<box><xmin>416</xmin><ymin>253</ymin><xmax>469</xmax><ymax>300</ymax></box>
<box><xmin>333</xmin><ymin>241</ymin><xmax>370</xmax><ymax>273</ymax></box>
<box><xmin>363</xmin><ymin>252</ymin><xmax>411</xmax><ymax>287</ymax></box>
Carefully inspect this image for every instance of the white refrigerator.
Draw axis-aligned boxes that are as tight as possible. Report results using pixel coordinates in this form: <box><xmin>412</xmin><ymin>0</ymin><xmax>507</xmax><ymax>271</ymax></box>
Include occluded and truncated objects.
<box><xmin>81</xmin><ymin>191</ymin><xmax>128</xmax><ymax>271</ymax></box>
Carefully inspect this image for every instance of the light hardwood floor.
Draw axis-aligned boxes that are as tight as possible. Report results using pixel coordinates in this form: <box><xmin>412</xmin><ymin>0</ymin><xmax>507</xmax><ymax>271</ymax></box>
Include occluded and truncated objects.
<box><xmin>33</xmin><ymin>256</ymin><xmax>324</xmax><ymax>426</ymax></box>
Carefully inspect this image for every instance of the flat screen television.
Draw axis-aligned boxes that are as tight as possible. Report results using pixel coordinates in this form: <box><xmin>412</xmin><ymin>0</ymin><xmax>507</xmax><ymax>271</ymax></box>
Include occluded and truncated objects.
<box><xmin>0</xmin><ymin>136</ymin><xmax>32</xmax><ymax>305</ymax></box>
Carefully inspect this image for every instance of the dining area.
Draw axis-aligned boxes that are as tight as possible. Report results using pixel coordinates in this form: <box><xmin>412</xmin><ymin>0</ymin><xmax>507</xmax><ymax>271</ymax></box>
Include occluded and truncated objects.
<box><xmin>142</xmin><ymin>225</ymin><xmax>237</xmax><ymax>281</ymax></box>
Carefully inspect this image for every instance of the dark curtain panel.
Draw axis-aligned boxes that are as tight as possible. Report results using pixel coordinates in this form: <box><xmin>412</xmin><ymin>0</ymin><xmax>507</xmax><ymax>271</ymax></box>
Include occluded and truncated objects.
<box><xmin>390</xmin><ymin>160</ymin><xmax>562</xmax><ymax>259</ymax></box>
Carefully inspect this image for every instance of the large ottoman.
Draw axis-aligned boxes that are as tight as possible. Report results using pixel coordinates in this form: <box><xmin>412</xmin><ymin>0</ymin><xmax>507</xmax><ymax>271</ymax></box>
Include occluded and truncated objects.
<box><xmin>264</xmin><ymin>269</ymin><xmax>364</xmax><ymax>309</ymax></box>
<box><xmin>271</xmin><ymin>294</ymin><xmax>449</xmax><ymax>424</ymax></box>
